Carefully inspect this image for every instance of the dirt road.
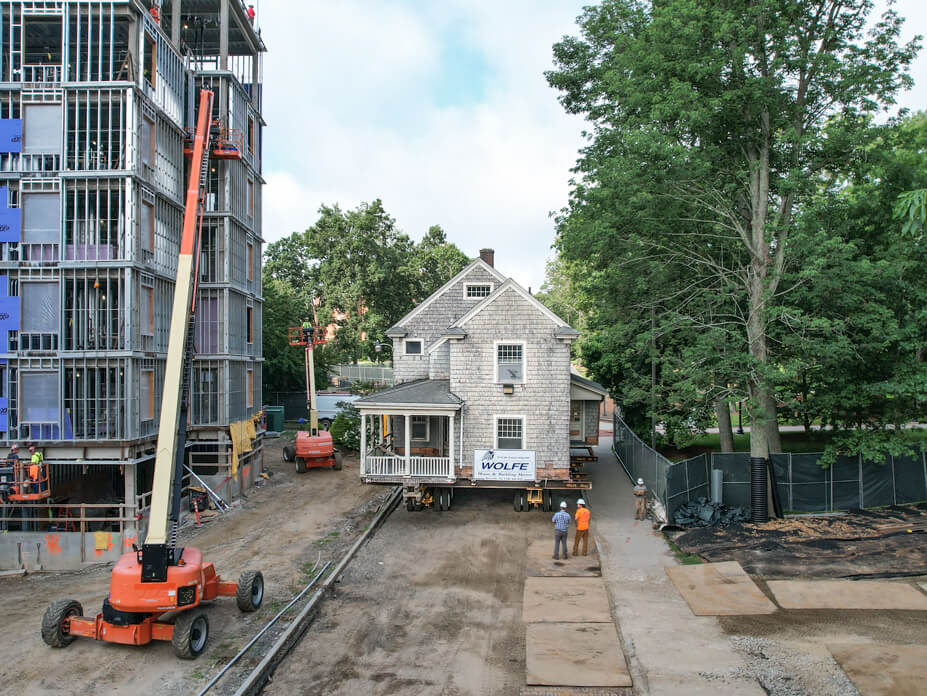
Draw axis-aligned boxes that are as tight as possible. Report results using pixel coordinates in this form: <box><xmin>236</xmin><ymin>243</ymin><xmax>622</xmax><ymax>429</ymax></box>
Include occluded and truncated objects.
<box><xmin>264</xmin><ymin>488</ymin><xmax>549</xmax><ymax>696</ymax></box>
<box><xmin>0</xmin><ymin>440</ymin><xmax>384</xmax><ymax>696</ymax></box>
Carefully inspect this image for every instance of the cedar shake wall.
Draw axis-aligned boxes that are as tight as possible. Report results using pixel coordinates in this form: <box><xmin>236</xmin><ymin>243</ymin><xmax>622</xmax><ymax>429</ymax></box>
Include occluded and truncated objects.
<box><xmin>450</xmin><ymin>289</ymin><xmax>571</xmax><ymax>472</ymax></box>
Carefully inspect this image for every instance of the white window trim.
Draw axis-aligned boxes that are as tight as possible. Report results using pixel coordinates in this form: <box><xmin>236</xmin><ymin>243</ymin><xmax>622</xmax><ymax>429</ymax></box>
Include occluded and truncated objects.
<box><xmin>494</xmin><ymin>414</ymin><xmax>526</xmax><ymax>450</ymax></box>
<box><xmin>494</xmin><ymin>340</ymin><xmax>526</xmax><ymax>384</ymax></box>
<box><xmin>410</xmin><ymin>415</ymin><xmax>430</xmax><ymax>441</ymax></box>
<box><xmin>463</xmin><ymin>282</ymin><xmax>494</xmax><ymax>299</ymax></box>
<box><xmin>404</xmin><ymin>338</ymin><xmax>423</xmax><ymax>356</ymax></box>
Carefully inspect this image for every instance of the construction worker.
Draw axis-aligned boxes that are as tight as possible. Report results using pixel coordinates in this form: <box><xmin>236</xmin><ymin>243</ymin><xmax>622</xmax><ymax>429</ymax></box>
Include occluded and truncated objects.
<box><xmin>28</xmin><ymin>444</ymin><xmax>45</xmax><ymax>495</ymax></box>
<box><xmin>302</xmin><ymin>318</ymin><xmax>313</xmax><ymax>344</ymax></box>
<box><xmin>633</xmin><ymin>477</ymin><xmax>647</xmax><ymax>520</ymax></box>
<box><xmin>247</xmin><ymin>4</ymin><xmax>256</xmax><ymax>23</ymax></box>
<box><xmin>7</xmin><ymin>444</ymin><xmax>21</xmax><ymax>495</ymax></box>
<box><xmin>573</xmin><ymin>498</ymin><xmax>590</xmax><ymax>556</ymax></box>
<box><xmin>552</xmin><ymin>501</ymin><xmax>571</xmax><ymax>560</ymax></box>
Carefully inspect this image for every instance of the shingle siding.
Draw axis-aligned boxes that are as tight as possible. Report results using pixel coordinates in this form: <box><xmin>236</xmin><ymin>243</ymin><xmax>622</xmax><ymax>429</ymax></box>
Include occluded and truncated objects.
<box><xmin>429</xmin><ymin>342</ymin><xmax>450</xmax><ymax>380</ymax></box>
<box><xmin>584</xmin><ymin>401</ymin><xmax>600</xmax><ymax>439</ymax></box>
<box><xmin>450</xmin><ymin>288</ymin><xmax>571</xmax><ymax>473</ymax></box>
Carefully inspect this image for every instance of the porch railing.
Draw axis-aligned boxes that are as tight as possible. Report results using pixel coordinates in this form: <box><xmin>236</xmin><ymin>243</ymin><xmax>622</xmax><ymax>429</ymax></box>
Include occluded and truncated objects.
<box><xmin>365</xmin><ymin>455</ymin><xmax>452</xmax><ymax>479</ymax></box>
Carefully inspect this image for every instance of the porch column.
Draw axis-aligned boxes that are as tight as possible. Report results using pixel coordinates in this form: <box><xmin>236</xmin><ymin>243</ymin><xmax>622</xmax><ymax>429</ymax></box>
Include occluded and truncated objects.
<box><xmin>360</xmin><ymin>413</ymin><xmax>366</xmax><ymax>475</ymax></box>
<box><xmin>448</xmin><ymin>413</ymin><xmax>455</xmax><ymax>479</ymax></box>
<box><xmin>404</xmin><ymin>414</ymin><xmax>411</xmax><ymax>476</ymax></box>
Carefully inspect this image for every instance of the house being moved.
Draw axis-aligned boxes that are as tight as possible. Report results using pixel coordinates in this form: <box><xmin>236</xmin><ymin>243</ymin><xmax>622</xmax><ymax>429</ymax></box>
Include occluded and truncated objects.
<box><xmin>355</xmin><ymin>249</ymin><xmax>605</xmax><ymax>511</ymax></box>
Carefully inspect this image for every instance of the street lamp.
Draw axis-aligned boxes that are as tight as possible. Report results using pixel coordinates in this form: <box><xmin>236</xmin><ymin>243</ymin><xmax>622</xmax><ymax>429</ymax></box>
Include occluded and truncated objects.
<box><xmin>737</xmin><ymin>400</ymin><xmax>744</xmax><ymax>435</ymax></box>
<box><xmin>374</xmin><ymin>341</ymin><xmax>392</xmax><ymax>366</ymax></box>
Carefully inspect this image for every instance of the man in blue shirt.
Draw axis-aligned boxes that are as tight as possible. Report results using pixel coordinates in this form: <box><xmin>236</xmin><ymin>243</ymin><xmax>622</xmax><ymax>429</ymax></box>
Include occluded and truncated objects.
<box><xmin>552</xmin><ymin>501</ymin><xmax>571</xmax><ymax>560</ymax></box>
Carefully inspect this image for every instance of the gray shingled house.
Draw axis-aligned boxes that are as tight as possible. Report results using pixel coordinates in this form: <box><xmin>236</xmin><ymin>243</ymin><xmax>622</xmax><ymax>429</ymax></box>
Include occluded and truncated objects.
<box><xmin>355</xmin><ymin>250</ymin><xmax>605</xmax><ymax>510</ymax></box>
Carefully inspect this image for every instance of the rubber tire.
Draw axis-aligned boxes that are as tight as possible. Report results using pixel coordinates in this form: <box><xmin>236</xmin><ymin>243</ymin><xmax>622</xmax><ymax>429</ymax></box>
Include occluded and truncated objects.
<box><xmin>332</xmin><ymin>451</ymin><xmax>343</xmax><ymax>471</ymax></box>
<box><xmin>282</xmin><ymin>444</ymin><xmax>295</xmax><ymax>462</ymax></box>
<box><xmin>445</xmin><ymin>488</ymin><xmax>452</xmax><ymax>510</ymax></box>
<box><xmin>295</xmin><ymin>457</ymin><xmax>307</xmax><ymax>474</ymax></box>
<box><xmin>236</xmin><ymin>570</ymin><xmax>264</xmax><ymax>612</ymax></box>
<box><xmin>172</xmin><ymin>611</ymin><xmax>209</xmax><ymax>660</ymax></box>
<box><xmin>319</xmin><ymin>419</ymin><xmax>332</xmax><ymax>431</ymax></box>
<box><xmin>543</xmin><ymin>490</ymin><xmax>553</xmax><ymax>512</ymax></box>
<box><xmin>513</xmin><ymin>490</ymin><xmax>521</xmax><ymax>512</ymax></box>
<box><xmin>41</xmin><ymin>599</ymin><xmax>82</xmax><ymax>648</ymax></box>
<box><xmin>519</xmin><ymin>492</ymin><xmax>526</xmax><ymax>512</ymax></box>
<box><xmin>406</xmin><ymin>498</ymin><xmax>415</xmax><ymax>512</ymax></box>
<box><xmin>437</xmin><ymin>489</ymin><xmax>446</xmax><ymax>512</ymax></box>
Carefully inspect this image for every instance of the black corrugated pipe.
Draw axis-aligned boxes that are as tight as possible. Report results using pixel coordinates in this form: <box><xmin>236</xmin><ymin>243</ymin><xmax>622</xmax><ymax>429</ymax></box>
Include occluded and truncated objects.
<box><xmin>767</xmin><ymin>459</ymin><xmax>783</xmax><ymax>518</ymax></box>
<box><xmin>750</xmin><ymin>457</ymin><xmax>769</xmax><ymax>523</ymax></box>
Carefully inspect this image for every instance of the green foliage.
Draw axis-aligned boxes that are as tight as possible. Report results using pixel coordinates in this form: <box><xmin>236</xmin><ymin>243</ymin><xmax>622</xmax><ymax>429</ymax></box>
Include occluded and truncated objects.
<box><xmin>264</xmin><ymin>201</ymin><xmax>468</xmax><ymax>366</ymax></box>
<box><xmin>546</xmin><ymin>0</ymin><xmax>921</xmax><ymax>459</ymax></box>
<box><xmin>329</xmin><ymin>402</ymin><xmax>360</xmax><ymax>451</ymax></box>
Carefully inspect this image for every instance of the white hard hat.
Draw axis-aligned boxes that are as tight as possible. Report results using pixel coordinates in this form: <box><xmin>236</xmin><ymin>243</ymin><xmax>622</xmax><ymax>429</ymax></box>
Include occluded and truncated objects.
<box><xmin>560</xmin><ymin>501</ymin><xmax>568</xmax><ymax>508</ymax></box>
<box><xmin>577</xmin><ymin>498</ymin><xmax>585</xmax><ymax>506</ymax></box>
<box><xmin>637</xmin><ymin>478</ymin><xmax>644</xmax><ymax>485</ymax></box>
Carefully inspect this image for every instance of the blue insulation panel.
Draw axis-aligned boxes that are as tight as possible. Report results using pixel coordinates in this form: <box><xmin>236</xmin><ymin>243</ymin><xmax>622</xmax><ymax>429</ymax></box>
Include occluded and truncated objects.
<box><xmin>0</xmin><ymin>274</ymin><xmax>20</xmax><ymax>362</ymax></box>
<box><xmin>0</xmin><ymin>119</ymin><xmax>22</xmax><ymax>153</ymax></box>
<box><xmin>0</xmin><ymin>187</ymin><xmax>19</xmax><ymax>242</ymax></box>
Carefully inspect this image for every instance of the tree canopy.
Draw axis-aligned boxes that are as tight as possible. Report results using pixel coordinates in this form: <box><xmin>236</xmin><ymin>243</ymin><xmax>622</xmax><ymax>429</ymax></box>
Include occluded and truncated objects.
<box><xmin>547</xmin><ymin>0</ymin><xmax>921</xmax><ymax>459</ymax></box>
<box><xmin>263</xmin><ymin>200</ymin><xmax>469</xmax><ymax>384</ymax></box>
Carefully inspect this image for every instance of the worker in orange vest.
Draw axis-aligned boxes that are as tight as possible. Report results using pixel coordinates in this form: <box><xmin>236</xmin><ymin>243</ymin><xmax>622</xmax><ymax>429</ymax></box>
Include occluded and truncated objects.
<box><xmin>573</xmin><ymin>498</ymin><xmax>590</xmax><ymax>556</ymax></box>
<box><xmin>28</xmin><ymin>444</ymin><xmax>44</xmax><ymax>494</ymax></box>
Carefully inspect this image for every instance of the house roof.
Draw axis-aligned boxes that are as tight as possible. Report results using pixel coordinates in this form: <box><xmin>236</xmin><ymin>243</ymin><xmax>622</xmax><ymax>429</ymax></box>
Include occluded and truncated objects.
<box><xmin>354</xmin><ymin>379</ymin><xmax>463</xmax><ymax>408</ymax></box>
<box><xmin>391</xmin><ymin>258</ymin><xmax>506</xmax><ymax>329</ymax></box>
<box><xmin>452</xmin><ymin>279</ymin><xmax>573</xmax><ymax>333</ymax></box>
<box><xmin>570</xmin><ymin>372</ymin><xmax>608</xmax><ymax>399</ymax></box>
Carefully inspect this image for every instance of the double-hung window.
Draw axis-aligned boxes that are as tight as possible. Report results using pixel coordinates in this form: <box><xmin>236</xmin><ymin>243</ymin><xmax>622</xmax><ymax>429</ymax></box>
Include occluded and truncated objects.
<box><xmin>496</xmin><ymin>342</ymin><xmax>524</xmax><ymax>383</ymax></box>
<box><xmin>411</xmin><ymin>415</ymin><xmax>429</xmax><ymax>441</ymax></box>
<box><xmin>496</xmin><ymin>417</ymin><xmax>524</xmax><ymax>449</ymax></box>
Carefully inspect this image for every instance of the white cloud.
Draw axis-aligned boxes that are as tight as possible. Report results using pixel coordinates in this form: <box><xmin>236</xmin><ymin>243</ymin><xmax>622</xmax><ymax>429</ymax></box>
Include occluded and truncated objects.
<box><xmin>257</xmin><ymin>0</ymin><xmax>926</xmax><ymax>292</ymax></box>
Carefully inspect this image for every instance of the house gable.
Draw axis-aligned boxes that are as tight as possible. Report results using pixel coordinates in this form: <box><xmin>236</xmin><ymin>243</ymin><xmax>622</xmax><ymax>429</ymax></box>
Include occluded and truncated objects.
<box><xmin>454</xmin><ymin>279</ymin><xmax>573</xmax><ymax>334</ymax></box>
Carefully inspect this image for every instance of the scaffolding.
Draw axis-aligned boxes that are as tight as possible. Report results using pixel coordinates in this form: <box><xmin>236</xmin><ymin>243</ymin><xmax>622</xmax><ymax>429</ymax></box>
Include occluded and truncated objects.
<box><xmin>0</xmin><ymin>0</ymin><xmax>266</xmax><ymax>570</ymax></box>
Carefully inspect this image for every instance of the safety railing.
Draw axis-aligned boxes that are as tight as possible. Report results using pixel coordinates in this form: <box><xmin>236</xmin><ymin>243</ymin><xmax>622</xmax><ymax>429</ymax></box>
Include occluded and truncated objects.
<box><xmin>364</xmin><ymin>455</ymin><xmax>452</xmax><ymax>479</ymax></box>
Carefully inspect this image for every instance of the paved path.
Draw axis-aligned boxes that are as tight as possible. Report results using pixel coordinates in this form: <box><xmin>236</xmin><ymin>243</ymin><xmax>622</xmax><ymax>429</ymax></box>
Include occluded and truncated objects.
<box><xmin>585</xmin><ymin>435</ymin><xmax>765</xmax><ymax>695</ymax></box>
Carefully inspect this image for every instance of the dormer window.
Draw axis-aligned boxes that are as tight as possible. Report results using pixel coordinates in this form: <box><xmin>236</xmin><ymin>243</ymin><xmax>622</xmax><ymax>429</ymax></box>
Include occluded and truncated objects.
<box><xmin>465</xmin><ymin>283</ymin><xmax>492</xmax><ymax>298</ymax></box>
<box><xmin>405</xmin><ymin>340</ymin><xmax>422</xmax><ymax>355</ymax></box>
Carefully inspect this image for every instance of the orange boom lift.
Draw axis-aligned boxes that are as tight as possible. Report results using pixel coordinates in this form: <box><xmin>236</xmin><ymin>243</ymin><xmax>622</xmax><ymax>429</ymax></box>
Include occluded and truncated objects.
<box><xmin>284</xmin><ymin>321</ymin><xmax>343</xmax><ymax>472</ymax></box>
<box><xmin>40</xmin><ymin>90</ymin><xmax>264</xmax><ymax>659</ymax></box>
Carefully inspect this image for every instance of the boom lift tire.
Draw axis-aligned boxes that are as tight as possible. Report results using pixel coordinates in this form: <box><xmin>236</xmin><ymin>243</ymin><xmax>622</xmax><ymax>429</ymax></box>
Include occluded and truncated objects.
<box><xmin>41</xmin><ymin>599</ymin><xmax>82</xmax><ymax>648</ymax></box>
<box><xmin>172</xmin><ymin>611</ymin><xmax>209</xmax><ymax>659</ymax></box>
<box><xmin>295</xmin><ymin>457</ymin><xmax>307</xmax><ymax>474</ymax></box>
<box><xmin>236</xmin><ymin>570</ymin><xmax>264</xmax><ymax>612</ymax></box>
<box><xmin>333</xmin><ymin>450</ymin><xmax>343</xmax><ymax>471</ymax></box>
<box><xmin>282</xmin><ymin>445</ymin><xmax>295</xmax><ymax>462</ymax></box>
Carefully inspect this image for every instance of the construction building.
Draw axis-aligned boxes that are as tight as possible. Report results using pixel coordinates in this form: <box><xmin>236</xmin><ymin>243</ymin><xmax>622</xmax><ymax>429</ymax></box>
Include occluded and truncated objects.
<box><xmin>0</xmin><ymin>0</ymin><xmax>265</xmax><ymax>570</ymax></box>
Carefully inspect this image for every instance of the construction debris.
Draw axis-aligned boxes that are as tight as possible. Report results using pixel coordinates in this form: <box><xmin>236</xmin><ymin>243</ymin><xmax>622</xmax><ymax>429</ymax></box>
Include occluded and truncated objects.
<box><xmin>673</xmin><ymin>497</ymin><xmax>750</xmax><ymax>527</ymax></box>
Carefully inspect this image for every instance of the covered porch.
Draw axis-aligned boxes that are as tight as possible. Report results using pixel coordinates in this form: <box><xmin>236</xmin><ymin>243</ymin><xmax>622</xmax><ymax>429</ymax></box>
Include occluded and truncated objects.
<box><xmin>355</xmin><ymin>380</ymin><xmax>463</xmax><ymax>482</ymax></box>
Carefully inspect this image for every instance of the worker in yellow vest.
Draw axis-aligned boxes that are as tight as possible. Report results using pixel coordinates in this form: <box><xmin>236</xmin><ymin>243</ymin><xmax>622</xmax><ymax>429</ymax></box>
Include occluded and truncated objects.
<box><xmin>28</xmin><ymin>444</ymin><xmax>45</xmax><ymax>494</ymax></box>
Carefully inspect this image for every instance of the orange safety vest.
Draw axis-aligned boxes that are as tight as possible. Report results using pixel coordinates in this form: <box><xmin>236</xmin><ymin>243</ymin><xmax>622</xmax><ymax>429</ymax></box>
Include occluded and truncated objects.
<box><xmin>575</xmin><ymin>507</ymin><xmax>590</xmax><ymax>531</ymax></box>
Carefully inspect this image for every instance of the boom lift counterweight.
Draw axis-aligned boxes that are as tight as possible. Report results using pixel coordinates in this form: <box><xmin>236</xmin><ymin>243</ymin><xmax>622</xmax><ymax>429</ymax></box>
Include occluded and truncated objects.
<box><xmin>40</xmin><ymin>90</ymin><xmax>264</xmax><ymax>659</ymax></box>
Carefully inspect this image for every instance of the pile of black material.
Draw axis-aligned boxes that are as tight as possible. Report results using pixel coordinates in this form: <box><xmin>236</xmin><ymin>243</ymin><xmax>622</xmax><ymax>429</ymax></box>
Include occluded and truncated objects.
<box><xmin>673</xmin><ymin>497</ymin><xmax>750</xmax><ymax>527</ymax></box>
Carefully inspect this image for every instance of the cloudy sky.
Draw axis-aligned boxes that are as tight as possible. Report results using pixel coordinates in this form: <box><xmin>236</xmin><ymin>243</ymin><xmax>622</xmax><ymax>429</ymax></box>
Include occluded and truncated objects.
<box><xmin>257</xmin><ymin>0</ymin><xmax>926</xmax><ymax>292</ymax></box>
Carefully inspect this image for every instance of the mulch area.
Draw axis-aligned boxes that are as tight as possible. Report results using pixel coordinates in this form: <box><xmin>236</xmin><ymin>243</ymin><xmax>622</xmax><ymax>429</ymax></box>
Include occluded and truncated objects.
<box><xmin>671</xmin><ymin>504</ymin><xmax>927</xmax><ymax>579</ymax></box>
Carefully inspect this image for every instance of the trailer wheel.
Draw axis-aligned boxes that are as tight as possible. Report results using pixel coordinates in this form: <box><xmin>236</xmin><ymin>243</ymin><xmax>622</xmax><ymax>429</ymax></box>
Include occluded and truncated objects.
<box><xmin>41</xmin><ymin>599</ymin><xmax>82</xmax><ymax>648</ymax></box>
<box><xmin>282</xmin><ymin>444</ymin><xmax>295</xmax><ymax>462</ymax></box>
<box><xmin>513</xmin><ymin>490</ymin><xmax>522</xmax><ymax>512</ymax></box>
<box><xmin>543</xmin><ymin>490</ymin><xmax>553</xmax><ymax>512</ymax></box>
<box><xmin>445</xmin><ymin>488</ymin><xmax>453</xmax><ymax>510</ymax></box>
<box><xmin>405</xmin><ymin>498</ymin><xmax>415</xmax><ymax>512</ymax></box>
<box><xmin>295</xmin><ymin>457</ymin><xmax>307</xmax><ymax>474</ymax></box>
<box><xmin>172</xmin><ymin>611</ymin><xmax>209</xmax><ymax>659</ymax></box>
<box><xmin>236</xmin><ymin>570</ymin><xmax>264</xmax><ymax>612</ymax></box>
<box><xmin>437</xmin><ymin>488</ymin><xmax>446</xmax><ymax>512</ymax></box>
<box><xmin>332</xmin><ymin>451</ymin><xmax>343</xmax><ymax>471</ymax></box>
<box><xmin>519</xmin><ymin>492</ymin><xmax>527</xmax><ymax>512</ymax></box>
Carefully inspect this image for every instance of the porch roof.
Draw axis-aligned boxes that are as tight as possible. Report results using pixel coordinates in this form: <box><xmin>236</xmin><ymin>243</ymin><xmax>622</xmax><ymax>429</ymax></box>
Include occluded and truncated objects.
<box><xmin>571</xmin><ymin>372</ymin><xmax>608</xmax><ymax>400</ymax></box>
<box><xmin>354</xmin><ymin>379</ymin><xmax>463</xmax><ymax>409</ymax></box>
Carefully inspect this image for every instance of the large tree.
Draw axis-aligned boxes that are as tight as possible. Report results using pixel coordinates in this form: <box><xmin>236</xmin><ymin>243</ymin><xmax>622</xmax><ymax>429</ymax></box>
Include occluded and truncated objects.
<box><xmin>548</xmin><ymin>0</ymin><xmax>918</xmax><ymax>459</ymax></box>
<box><xmin>264</xmin><ymin>200</ymin><xmax>469</xmax><ymax>364</ymax></box>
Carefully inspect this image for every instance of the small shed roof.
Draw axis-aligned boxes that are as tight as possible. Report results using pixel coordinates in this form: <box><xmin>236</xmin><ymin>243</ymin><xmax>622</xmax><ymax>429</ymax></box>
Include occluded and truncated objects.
<box><xmin>354</xmin><ymin>379</ymin><xmax>463</xmax><ymax>408</ymax></box>
<box><xmin>571</xmin><ymin>372</ymin><xmax>608</xmax><ymax>400</ymax></box>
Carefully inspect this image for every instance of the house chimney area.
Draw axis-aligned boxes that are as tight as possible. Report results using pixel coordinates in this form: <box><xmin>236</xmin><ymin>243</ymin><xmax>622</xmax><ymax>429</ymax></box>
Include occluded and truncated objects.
<box><xmin>479</xmin><ymin>248</ymin><xmax>495</xmax><ymax>267</ymax></box>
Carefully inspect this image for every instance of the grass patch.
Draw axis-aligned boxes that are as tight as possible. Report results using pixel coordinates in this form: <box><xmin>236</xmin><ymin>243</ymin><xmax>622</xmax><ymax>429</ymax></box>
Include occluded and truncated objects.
<box><xmin>191</xmin><ymin>669</ymin><xmax>205</xmax><ymax>680</ymax></box>
<box><xmin>664</xmin><ymin>536</ymin><xmax>703</xmax><ymax>565</ymax></box>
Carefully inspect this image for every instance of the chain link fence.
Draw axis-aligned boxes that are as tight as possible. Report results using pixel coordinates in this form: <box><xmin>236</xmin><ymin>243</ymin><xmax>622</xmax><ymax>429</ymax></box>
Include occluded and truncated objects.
<box><xmin>613</xmin><ymin>413</ymin><xmax>927</xmax><ymax>519</ymax></box>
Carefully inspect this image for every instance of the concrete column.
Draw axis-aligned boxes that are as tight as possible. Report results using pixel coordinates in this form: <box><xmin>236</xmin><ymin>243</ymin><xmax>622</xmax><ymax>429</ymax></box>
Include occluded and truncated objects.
<box><xmin>172</xmin><ymin>0</ymin><xmax>181</xmax><ymax>49</ymax></box>
<box><xmin>123</xmin><ymin>461</ymin><xmax>138</xmax><ymax>536</ymax></box>
<box><xmin>219</xmin><ymin>0</ymin><xmax>229</xmax><ymax>70</ymax></box>
<box><xmin>360</xmin><ymin>413</ymin><xmax>366</xmax><ymax>476</ymax></box>
<box><xmin>404</xmin><ymin>414</ymin><xmax>411</xmax><ymax>477</ymax></box>
<box><xmin>448</xmin><ymin>413</ymin><xmax>455</xmax><ymax>479</ymax></box>
<box><xmin>251</xmin><ymin>53</ymin><xmax>260</xmax><ymax>108</ymax></box>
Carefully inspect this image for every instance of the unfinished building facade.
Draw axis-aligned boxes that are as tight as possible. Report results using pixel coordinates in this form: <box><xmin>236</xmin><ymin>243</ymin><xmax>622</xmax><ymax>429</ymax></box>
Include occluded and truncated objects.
<box><xmin>0</xmin><ymin>0</ymin><xmax>265</xmax><ymax>570</ymax></box>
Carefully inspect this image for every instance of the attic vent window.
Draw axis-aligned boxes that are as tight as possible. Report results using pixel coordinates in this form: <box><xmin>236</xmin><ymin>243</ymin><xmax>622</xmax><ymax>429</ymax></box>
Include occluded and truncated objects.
<box><xmin>466</xmin><ymin>283</ymin><xmax>492</xmax><ymax>298</ymax></box>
